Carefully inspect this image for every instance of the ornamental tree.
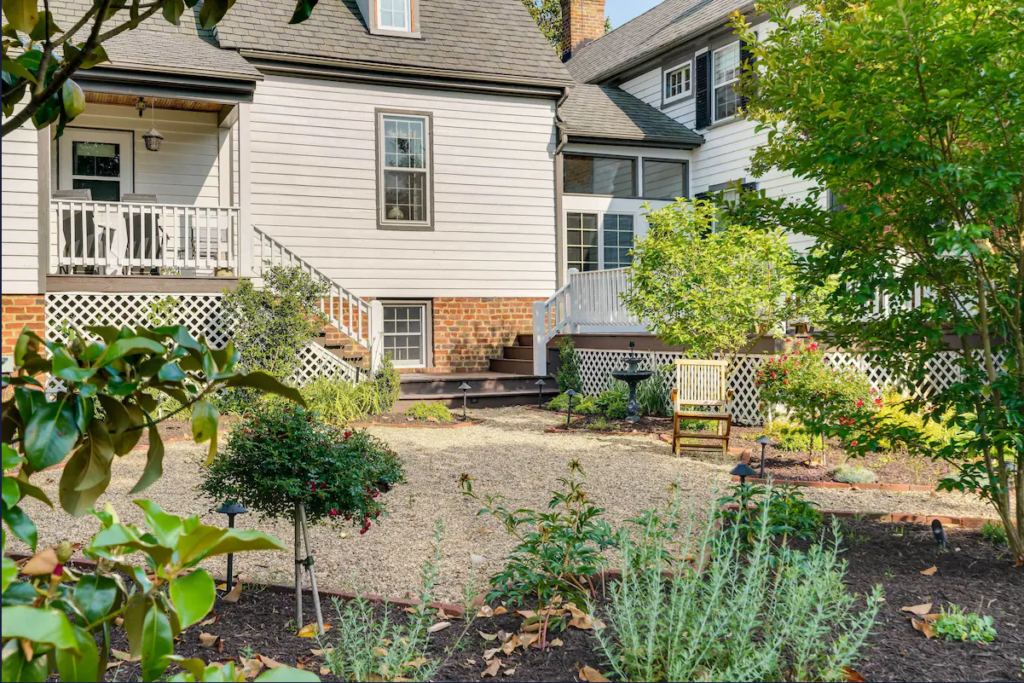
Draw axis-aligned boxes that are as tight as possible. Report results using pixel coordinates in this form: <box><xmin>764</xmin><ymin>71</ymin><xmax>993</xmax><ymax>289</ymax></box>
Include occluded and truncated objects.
<box><xmin>1</xmin><ymin>325</ymin><xmax>314</xmax><ymax>682</ymax></box>
<box><xmin>2</xmin><ymin>0</ymin><xmax>320</xmax><ymax>137</ymax></box>
<box><xmin>729</xmin><ymin>0</ymin><xmax>1024</xmax><ymax>562</ymax></box>
<box><xmin>622</xmin><ymin>199</ymin><xmax>819</xmax><ymax>375</ymax></box>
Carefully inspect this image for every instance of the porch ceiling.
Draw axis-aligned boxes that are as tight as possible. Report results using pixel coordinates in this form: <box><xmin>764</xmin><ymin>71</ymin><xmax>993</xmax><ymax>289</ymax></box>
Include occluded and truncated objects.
<box><xmin>84</xmin><ymin>92</ymin><xmax>223</xmax><ymax>113</ymax></box>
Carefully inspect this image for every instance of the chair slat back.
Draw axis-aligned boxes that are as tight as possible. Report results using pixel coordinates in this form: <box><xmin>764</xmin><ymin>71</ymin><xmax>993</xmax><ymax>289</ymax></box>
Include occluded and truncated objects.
<box><xmin>674</xmin><ymin>359</ymin><xmax>728</xmax><ymax>410</ymax></box>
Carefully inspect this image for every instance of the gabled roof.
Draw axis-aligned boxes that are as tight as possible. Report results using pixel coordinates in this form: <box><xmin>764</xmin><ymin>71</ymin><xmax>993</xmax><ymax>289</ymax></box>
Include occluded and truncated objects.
<box><xmin>214</xmin><ymin>0</ymin><xmax>573</xmax><ymax>88</ymax></box>
<box><xmin>560</xmin><ymin>84</ymin><xmax>703</xmax><ymax>149</ymax></box>
<box><xmin>49</xmin><ymin>0</ymin><xmax>261</xmax><ymax>81</ymax></box>
<box><xmin>566</xmin><ymin>0</ymin><xmax>750</xmax><ymax>85</ymax></box>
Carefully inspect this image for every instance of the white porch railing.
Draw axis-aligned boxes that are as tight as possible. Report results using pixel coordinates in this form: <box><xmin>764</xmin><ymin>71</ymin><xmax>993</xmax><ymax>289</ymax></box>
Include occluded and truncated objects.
<box><xmin>533</xmin><ymin>267</ymin><xmax>646</xmax><ymax>375</ymax></box>
<box><xmin>253</xmin><ymin>226</ymin><xmax>383</xmax><ymax>368</ymax></box>
<box><xmin>50</xmin><ymin>200</ymin><xmax>238</xmax><ymax>275</ymax></box>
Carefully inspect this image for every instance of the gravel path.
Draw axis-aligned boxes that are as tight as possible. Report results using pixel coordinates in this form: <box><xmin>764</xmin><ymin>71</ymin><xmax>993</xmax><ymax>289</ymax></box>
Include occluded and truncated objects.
<box><xmin>15</xmin><ymin>407</ymin><xmax>997</xmax><ymax>602</ymax></box>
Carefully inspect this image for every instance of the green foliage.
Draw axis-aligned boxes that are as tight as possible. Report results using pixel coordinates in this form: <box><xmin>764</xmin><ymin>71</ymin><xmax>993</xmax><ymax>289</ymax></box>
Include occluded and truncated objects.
<box><xmin>0</xmin><ymin>326</ymin><xmax>304</xmax><ymax>683</ymax></box>
<box><xmin>594</xmin><ymin>497</ymin><xmax>881</xmax><ymax>682</ymax></box>
<box><xmin>623</xmin><ymin>200</ymin><xmax>817</xmax><ymax>373</ymax></box>
<box><xmin>404</xmin><ymin>401</ymin><xmax>454</xmax><ymax>424</ymax></box>
<box><xmin>981</xmin><ymin>521</ymin><xmax>1009</xmax><ymax>546</ymax></box>
<box><xmin>595</xmin><ymin>386</ymin><xmax>628</xmax><ymax>420</ymax></box>
<box><xmin>546</xmin><ymin>392</ymin><xmax>599</xmax><ymax>415</ymax></box>
<box><xmin>2</xmin><ymin>0</ymin><xmax>319</xmax><ymax>137</ymax></box>
<box><xmin>759</xmin><ymin>418</ymin><xmax>823</xmax><ymax>452</ymax></box>
<box><xmin>585</xmin><ymin>417</ymin><xmax>616</xmax><ymax>431</ymax></box>
<box><xmin>872</xmin><ymin>389</ymin><xmax>964</xmax><ymax>452</ymax></box>
<box><xmin>201</xmin><ymin>401</ymin><xmax>403</xmax><ymax>530</ymax></box>
<box><xmin>729</xmin><ymin>0</ymin><xmax>1024</xmax><ymax>562</ymax></box>
<box><xmin>716</xmin><ymin>483</ymin><xmax>822</xmax><ymax>552</ymax></box>
<box><xmin>555</xmin><ymin>336</ymin><xmax>583</xmax><ymax>394</ymax></box>
<box><xmin>831</xmin><ymin>465</ymin><xmax>877</xmax><ymax>485</ymax></box>
<box><xmin>167</xmin><ymin>660</ymin><xmax>319</xmax><ymax>681</ymax></box>
<box><xmin>933</xmin><ymin>605</ymin><xmax>997</xmax><ymax>644</ymax></box>
<box><xmin>635</xmin><ymin>366</ymin><xmax>673</xmax><ymax>417</ymax></box>
<box><xmin>459</xmin><ymin>460</ymin><xmax>615</xmax><ymax>610</ymax></box>
<box><xmin>222</xmin><ymin>265</ymin><xmax>329</xmax><ymax>382</ymax></box>
<box><xmin>757</xmin><ymin>339</ymin><xmax>872</xmax><ymax>463</ymax></box>
<box><xmin>302</xmin><ymin>355</ymin><xmax>401</xmax><ymax>424</ymax></box>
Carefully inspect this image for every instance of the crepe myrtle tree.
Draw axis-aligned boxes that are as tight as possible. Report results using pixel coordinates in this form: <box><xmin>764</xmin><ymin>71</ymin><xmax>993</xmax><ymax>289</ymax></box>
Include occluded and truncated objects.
<box><xmin>1</xmin><ymin>0</ymin><xmax>320</xmax><ymax>137</ymax></box>
<box><xmin>622</xmin><ymin>198</ymin><xmax>822</xmax><ymax>377</ymax></box>
<box><xmin>727</xmin><ymin>0</ymin><xmax>1024</xmax><ymax>563</ymax></box>
<box><xmin>1</xmin><ymin>325</ymin><xmax>317</xmax><ymax>682</ymax></box>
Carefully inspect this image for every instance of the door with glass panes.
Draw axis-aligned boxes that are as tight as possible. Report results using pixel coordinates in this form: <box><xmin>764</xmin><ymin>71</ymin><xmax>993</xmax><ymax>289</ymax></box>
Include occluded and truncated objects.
<box><xmin>565</xmin><ymin>211</ymin><xmax>636</xmax><ymax>272</ymax></box>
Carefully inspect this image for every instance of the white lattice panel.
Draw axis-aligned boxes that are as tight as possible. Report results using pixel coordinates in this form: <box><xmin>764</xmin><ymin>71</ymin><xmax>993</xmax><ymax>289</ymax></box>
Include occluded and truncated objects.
<box><xmin>577</xmin><ymin>347</ymin><xmax>998</xmax><ymax>427</ymax></box>
<box><xmin>44</xmin><ymin>293</ymin><xmax>359</xmax><ymax>388</ymax></box>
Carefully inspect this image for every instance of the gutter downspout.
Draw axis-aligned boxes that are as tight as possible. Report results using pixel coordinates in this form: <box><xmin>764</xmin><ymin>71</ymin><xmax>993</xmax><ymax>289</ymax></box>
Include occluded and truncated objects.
<box><xmin>554</xmin><ymin>87</ymin><xmax>570</xmax><ymax>289</ymax></box>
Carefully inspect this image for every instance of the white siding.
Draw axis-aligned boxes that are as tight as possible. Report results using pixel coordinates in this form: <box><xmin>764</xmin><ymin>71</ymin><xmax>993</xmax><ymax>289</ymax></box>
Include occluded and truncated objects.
<box><xmin>55</xmin><ymin>104</ymin><xmax>222</xmax><ymax>206</ymax></box>
<box><xmin>2</xmin><ymin>120</ymin><xmax>40</xmax><ymax>293</ymax></box>
<box><xmin>620</xmin><ymin>68</ymin><xmax>662</xmax><ymax>108</ymax></box>
<box><xmin>249</xmin><ymin>75</ymin><xmax>558</xmax><ymax>297</ymax></box>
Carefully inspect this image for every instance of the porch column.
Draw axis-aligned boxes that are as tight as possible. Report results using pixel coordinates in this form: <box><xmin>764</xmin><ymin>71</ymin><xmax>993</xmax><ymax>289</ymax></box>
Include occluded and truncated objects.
<box><xmin>236</xmin><ymin>102</ymin><xmax>254</xmax><ymax>277</ymax></box>
<box><xmin>36</xmin><ymin>128</ymin><xmax>51</xmax><ymax>290</ymax></box>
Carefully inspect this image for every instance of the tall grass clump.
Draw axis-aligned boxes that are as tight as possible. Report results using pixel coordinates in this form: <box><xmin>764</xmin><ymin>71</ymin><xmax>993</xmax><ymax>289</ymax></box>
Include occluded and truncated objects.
<box><xmin>594</xmin><ymin>490</ymin><xmax>882</xmax><ymax>682</ymax></box>
<box><xmin>303</xmin><ymin>354</ymin><xmax>401</xmax><ymax>424</ymax></box>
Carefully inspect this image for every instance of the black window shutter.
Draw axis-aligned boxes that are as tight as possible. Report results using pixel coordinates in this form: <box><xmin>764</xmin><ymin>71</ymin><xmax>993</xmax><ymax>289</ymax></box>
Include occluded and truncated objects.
<box><xmin>739</xmin><ymin>39</ymin><xmax>754</xmax><ymax>112</ymax></box>
<box><xmin>695</xmin><ymin>51</ymin><xmax>710</xmax><ymax>129</ymax></box>
<box><xmin>741</xmin><ymin>181</ymin><xmax>758</xmax><ymax>193</ymax></box>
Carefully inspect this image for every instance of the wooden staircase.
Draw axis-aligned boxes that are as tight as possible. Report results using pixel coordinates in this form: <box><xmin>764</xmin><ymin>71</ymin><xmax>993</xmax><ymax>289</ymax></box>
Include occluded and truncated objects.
<box><xmin>488</xmin><ymin>333</ymin><xmax>538</xmax><ymax>375</ymax></box>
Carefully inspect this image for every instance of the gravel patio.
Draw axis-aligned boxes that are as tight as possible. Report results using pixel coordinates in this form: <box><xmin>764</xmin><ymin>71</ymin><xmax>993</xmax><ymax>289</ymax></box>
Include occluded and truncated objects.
<box><xmin>16</xmin><ymin>407</ymin><xmax>998</xmax><ymax>602</ymax></box>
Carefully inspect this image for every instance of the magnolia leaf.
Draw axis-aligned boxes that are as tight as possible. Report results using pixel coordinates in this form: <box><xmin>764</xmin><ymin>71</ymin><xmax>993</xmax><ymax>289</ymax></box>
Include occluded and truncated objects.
<box><xmin>920</xmin><ymin>566</ymin><xmax>937</xmax><ymax>576</ymax></box>
<box><xmin>481</xmin><ymin>658</ymin><xmax>501</xmax><ymax>678</ymax></box>
<box><xmin>1</xmin><ymin>53</ymin><xmax>36</xmax><ymax>83</ymax></box>
<box><xmin>198</xmin><ymin>632</ymin><xmax>223</xmax><ymax>651</ymax></box>
<box><xmin>428</xmin><ymin>621</ymin><xmax>451</xmax><ymax>633</ymax></box>
<box><xmin>3</xmin><ymin>0</ymin><xmax>40</xmax><ymax>35</ymax></box>
<box><xmin>579</xmin><ymin>665</ymin><xmax>611</xmax><ymax>682</ymax></box>
<box><xmin>74</xmin><ymin>574</ymin><xmax>119</xmax><ymax>625</ymax></box>
<box><xmin>197</xmin><ymin>0</ymin><xmax>233</xmax><ymax>29</ymax></box>
<box><xmin>3</xmin><ymin>504</ymin><xmax>37</xmax><ymax>550</ymax></box>
<box><xmin>221</xmin><ymin>578</ymin><xmax>243</xmax><ymax>603</ymax></box>
<box><xmin>224</xmin><ymin>371</ymin><xmax>305</xmax><ymax>407</ymax></box>
<box><xmin>140</xmin><ymin>608</ymin><xmax>173</xmax><ymax>682</ymax></box>
<box><xmin>24</xmin><ymin>398</ymin><xmax>78</xmax><ymax>470</ymax></box>
<box><xmin>162</xmin><ymin>0</ymin><xmax>184</xmax><ymax>24</ymax></box>
<box><xmin>129</xmin><ymin>424</ymin><xmax>164</xmax><ymax>494</ymax></box>
<box><xmin>289</xmin><ymin>0</ymin><xmax>317</xmax><ymax>23</ymax></box>
<box><xmin>60</xmin><ymin>441</ymin><xmax>112</xmax><ymax>517</ymax></box>
<box><xmin>28</xmin><ymin>9</ymin><xmax>59</xmax><ymax>40</ymax></box>
<box><xmin>901</xmin><ymin>603</ymin><xmax>933</xmax><ymax>616</ymax></box>
<box><xmin>297</xmin><ymin>622</ymin><xmax>332</xmax><ymax>638</ymax></box>
<box><xmin>1</xmin><ymin>606</ymin><xmax>78</xmax><ymax>650</ymax></box>
<box><xmin>55</xmin><ymin>624</ymin><xmax>99</xmax><ymax>683</ymax></box>
<box><xmin>255</xmin><ymin>667</ymin><xmax>320</xmax><ymax>681</ymax></box>
<box><xmin>63</xmin><ymin>43</ymin><xmax>109</xmax><ymax>69</ymax></box>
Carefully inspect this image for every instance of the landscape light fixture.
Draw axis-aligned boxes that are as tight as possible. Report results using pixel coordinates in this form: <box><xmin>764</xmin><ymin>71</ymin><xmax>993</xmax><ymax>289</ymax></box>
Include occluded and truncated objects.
<box><xmin>931</xmin><ymin>519</ymin><xmax>948</xmax><ymax>550</ymax></box>
<box><xmin>730</xmin><ymin>462</ymin><xmax>757</xmax><ymax>486</ymax></box>
<box><xmin>458</xmin><ymin>382</ymin><xmax>471</xmax><ymax>420</ymax></box>
<box><xmin>755</xmin><ymin>435</ymin><xmax>773</xmax><ymax>478</ymax></box>
<box><xmin>535</xmin><ymin>378</ymin><xmax>546</xmax><ymax>408</ymax></box>
<box><xmin>565</xmin><ymin>389</ymin><xmax>579</xmax><ymax>428</ymax></box>
<box><xmin>215</xmin><ymin>501</ymin><xmax>247</xmax><ymax>589</ymax></box>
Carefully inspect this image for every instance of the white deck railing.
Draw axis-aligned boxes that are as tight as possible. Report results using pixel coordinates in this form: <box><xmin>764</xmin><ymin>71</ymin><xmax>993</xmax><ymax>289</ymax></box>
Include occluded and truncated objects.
<box><xmin>533</xmin><ymin>267</ymin><xmax>646</xmax><ymax>375</ymax></box>
<box><xmin>50</xmin><ymin>200</ymin><xmax>238</xmax><ymax>276</ymax></box>
<box><xmin>253</xmin><ymin>226</ymin><xmax>382</xmax><ymax>365</ymax></box>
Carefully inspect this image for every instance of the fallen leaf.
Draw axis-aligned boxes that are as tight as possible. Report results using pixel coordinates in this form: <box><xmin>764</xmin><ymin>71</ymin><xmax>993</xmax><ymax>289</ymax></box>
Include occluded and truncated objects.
<box><xmin>515</xmin><ymin>609</ymin><xmax>536</xmax><ymax>619</ymax></box>
<box><xmin>429</xmin><ymin>621</ymin><xmax>452</xmax><ymax>633</ymax></box>
<box><xmin>920</xmin><ymin>566</ymin><xmax>938</xmax><ymax>576</ymax></box>
<box><xmin>216</xmin><ymin>582</ymin><xmax>227</xmax><ymax>590</ymax></box>
<box><xmin>923</xmin><ymin>613</ymin><xmax>941</xmax><ymax>623</ymax></box>
<box><xmin>549</xmin><ymin>638</ymin><xmax>564</xmax><ymax>648</ymax></box>
<box><xmin>199</xmin><ymin>616</ymin><xmax>218</xmax><ymax>627</ymax></box>
<box><xmin>842</xmin><ymin>666</ymin><xmax>867</xmax><ymax>682</ymax></box>
<box><xmin>298</xmin><ymin>623</ymin><xmax>332</xmax><ymax>638</ymax></box>
<box><xmin>496</xmin><ymin>630</ymin><xmax>512</xmax><ymax>643</ymax></box>
<box><xmin>504</xmin><ymin>668</ymin><xmax>517</xmax><ymax>676</ymax></box>
<box><xmin>478</xmin><ymin>631</ymin><xmax>498</xmax><ymax>642</ymax></box>
<box><xmin>483</xmin><ymin>647</ymin><xmax>501</xmax><ymax>661</ymax></box>
<box><xmin>482</xmin><ymin>658</ymin><xmax>501</xmax><ymax>678</ymax></box>
<box><xmin>198</xmin><ymin>633</ymin><xmax>223</xmax><ymax>652</ymax></box>
<box><xmin>492</xmin><ymin>606</ymin><xmax>508</xmax><ymax>616</ymax></box>
<box><xmin>476</xmin><ymin>605</ymin><xmax>494</xmax><ymax>618</ymax></box>
<box><xmin>438</xmin><ymin>607</ymin><xmax>461</xmax><ymax>620</ymax></box>
<box><xmin>521</xmin><ymin>621</ymin><xmax>541</xmax><ymax>633</ymax></box>
<box><xmin>374</xmin><ymin>647</ymin><xmax>389</xmax><ymax>657</ymax></box>
<box><xmin>476</xmin><ymin>527</ymin><xmax>495</xmax><ymax>534</ymax></box>
<box><xmin>221</xmin><ymin>579</ymin><xmax>243</xmax><ymax>603</ymax></box>
<box><xmin>110</xmin><ymin>649</ymin><xmax>134</xmax><ymax>662</ymax></box>
<box><xmin>911</xmin><ymin>618</ymin><xmax>935</xmax><ymax>639</ymax></box>
<box><xmin>239</xmin><ymin>657</ymin><xmax>264</xmax><ymax>679</ymax></box>
<box><xmin>579</xmin><ymin>665</ymin><xmax>610</xmax><ymax>682</ymax></box>
<box><xmin>319</xmin><ymin>667</ymin><xmax>331</xmax><ymax>676</ymax></box>
<box><xmin>501</xmin><ymin>634</ymin><xmax>519</xmax><ymax>655</ymax></box>
<box><xmin>20</xmin><ymin>548</ymin><xmax>60</xmax><ymax>576</ymax></box>
<box><xmin>900</xmin><ymin>603</ymin><xmax>933</xmax><ymax>616</ymax></box>
<box><xmin>256</xmin><ymin>655</ymin><xmax>284</xmax><ymax>670</ymax></box>
<box><xmin>470</xmin><ymin>554</ymin><xmax>488</xmax><ymax>566</ymax></box>
<box><xmin>405</xmin><ymin>657</ymin><xmax>428</xmax><ymax>668</ymax></box>
<box><xmin>106</xmin><ymin>661</ymin><xmax>122</xmax><ymax>670</ymax></box>
<box><xmin>114</xmin><ymin>617</ymin><xmax>124</xmax><ymax>628</ymax></box>
<box><xmin>518</xmin><ymin>632</ymin><xmax>539</xmax><ymax>649</ymax></box>
<box><xmin>310</xmin><ymin>648</ymin><xmax>334</xmax><ymax>657</ymax></box>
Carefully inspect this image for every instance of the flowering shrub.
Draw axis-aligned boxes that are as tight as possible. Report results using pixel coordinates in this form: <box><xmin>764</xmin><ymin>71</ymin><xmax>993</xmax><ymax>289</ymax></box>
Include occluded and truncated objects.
<box><xmin>201</xmin><ymin>401</ymin><xmax>404</xmax><ymax>532</ymax></box>
<box><xmin>756</xmin><ymin>339</ymin><xmax>874</xmax><ymax>463</ymax></box>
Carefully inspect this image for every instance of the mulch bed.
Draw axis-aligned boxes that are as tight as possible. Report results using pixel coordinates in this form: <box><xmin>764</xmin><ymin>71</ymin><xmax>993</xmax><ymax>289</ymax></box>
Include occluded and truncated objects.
<box><xmin>544</xmin><ymin>413</ymin><xmax>671</xmax><ymax>436</ymax></box>
<box><xmin>85</xmin><ymin>518</ymin><xmax>1021</xmax><ymax>682</ymax></box>
<box><xmin>730</xmin><ymin>426</ymin><xmax>957</xmax><ymax>488</ymax></box>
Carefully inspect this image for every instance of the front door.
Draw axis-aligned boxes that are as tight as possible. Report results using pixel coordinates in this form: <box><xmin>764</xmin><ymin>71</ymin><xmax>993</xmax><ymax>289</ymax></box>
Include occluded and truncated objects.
<box><xmin>58</xmin><ymin>129</ymin><xmax>134</xmax><ymax>201</ymax></box>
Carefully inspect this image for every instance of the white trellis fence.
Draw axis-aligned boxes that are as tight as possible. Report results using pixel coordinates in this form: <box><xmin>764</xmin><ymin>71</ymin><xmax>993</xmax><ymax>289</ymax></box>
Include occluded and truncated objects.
<box><xmin>44</xmin><ymin>292</ymin><xmax>358</xmax><ymax>386</ymax></box>
<box><xmin>577</xmin><ymin>348</ymin><xmax>1007</xmax><ymax>426</ymax></box>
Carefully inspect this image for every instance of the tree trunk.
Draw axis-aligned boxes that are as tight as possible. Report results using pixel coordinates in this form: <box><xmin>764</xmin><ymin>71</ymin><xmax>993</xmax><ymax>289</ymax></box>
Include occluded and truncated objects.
<box><xmin>294</xmin><ymin>508</ymin><xmax>303</xmax><ymax>628</ymax></box>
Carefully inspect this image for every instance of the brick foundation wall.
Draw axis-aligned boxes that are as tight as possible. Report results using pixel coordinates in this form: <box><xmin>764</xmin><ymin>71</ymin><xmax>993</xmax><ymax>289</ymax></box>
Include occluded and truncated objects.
<box><xmin>2</xmin><ymin>296</ymin><xmax>45</xmax><ymax>356</ymax></box>
<box><xmin>432</xmin><ymin>297</ymin><xmax>539</xmax><ymax>372</ymax></box>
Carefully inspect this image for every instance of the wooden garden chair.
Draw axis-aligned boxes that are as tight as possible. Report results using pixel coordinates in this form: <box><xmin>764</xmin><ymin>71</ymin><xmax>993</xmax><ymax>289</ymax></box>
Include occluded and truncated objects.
<box><xmin>670</xmin><ymin>359</ymin><xmax>732</xmax><ymax>457</ymax></box>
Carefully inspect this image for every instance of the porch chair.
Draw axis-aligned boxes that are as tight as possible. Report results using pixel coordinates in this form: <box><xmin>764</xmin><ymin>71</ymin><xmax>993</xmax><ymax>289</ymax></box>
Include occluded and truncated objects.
<box><xmin>55</xmin><ymin>188</ymin><xmax>105</xmax><ymax>275</ymax></box>
<box><xmin>670</xmin><ymin>359</ymin><xmax>732</xmax><ymax>457</ymax></box>
<box><xmin>122</xmin><ymin>193</ymin><xmax>163</xmax><ymax>275</ymax></box>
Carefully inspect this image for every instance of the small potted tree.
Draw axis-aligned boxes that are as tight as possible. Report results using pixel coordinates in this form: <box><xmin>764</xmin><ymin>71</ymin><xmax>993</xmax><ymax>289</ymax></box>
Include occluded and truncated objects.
<box><xmin>201</xmin><ymin>400</ymin><xmax>404</xmax><ymax>633</ymax></box>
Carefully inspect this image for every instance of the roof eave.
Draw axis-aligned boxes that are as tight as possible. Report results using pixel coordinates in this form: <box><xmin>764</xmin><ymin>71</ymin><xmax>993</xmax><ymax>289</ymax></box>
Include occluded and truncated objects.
<box><xmin>565</xmin><ymin>132</ymin><xmax>704</xmax><ymax>150</ymax></box>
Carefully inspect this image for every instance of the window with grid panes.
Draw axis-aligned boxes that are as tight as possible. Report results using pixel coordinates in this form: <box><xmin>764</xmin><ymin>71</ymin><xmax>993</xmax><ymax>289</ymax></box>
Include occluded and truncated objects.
<box><xmin>382</xmin><ymin>303</ymin><xmax>427</xmax><ymax>367</ymax></box>
<box><xmin>713</xmin><ymin>43</ymin><xmax>741</xmax><ymax>122</ymax></box>
<box><xmin>380</xmin><ymin>114</ymin><xmax>429</xmax><ymax>226</ymax></box>
<box><xmin>566</xmin><ymin>212</ymin><xmax>599</xmax><ymax>272</ymax></box>
<box><xmin>602</xmin><ymin>214</ymin><xmax>634</xmax><ymax>269</ymax></box>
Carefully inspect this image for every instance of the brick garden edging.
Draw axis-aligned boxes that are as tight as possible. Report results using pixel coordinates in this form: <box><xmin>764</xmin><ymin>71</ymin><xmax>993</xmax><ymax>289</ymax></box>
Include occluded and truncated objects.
<box><xmin>349</xmin><ymin>418</ymin><xmax>484</xmax><ymax>430</ymax></box>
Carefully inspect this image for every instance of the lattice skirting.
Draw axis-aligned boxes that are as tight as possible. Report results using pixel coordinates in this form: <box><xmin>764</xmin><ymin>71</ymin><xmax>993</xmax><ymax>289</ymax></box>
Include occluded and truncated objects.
<box><xmin>44</xmin><ymin>293</ymin><xmax>356</xmax><ymax>388</ymax></box>
<box><xmin>577</xmin><ymin>348</ymin><xmax>1008</xmax><ymax>427</ymax></box>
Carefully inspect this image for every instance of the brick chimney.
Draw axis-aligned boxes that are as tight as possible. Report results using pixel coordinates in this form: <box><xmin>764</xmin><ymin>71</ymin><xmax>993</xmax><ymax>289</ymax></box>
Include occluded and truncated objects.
<box><xmin>560</xmin><ymin>0</ymin><xmax>606</xmax><ymax>60</ymax></box>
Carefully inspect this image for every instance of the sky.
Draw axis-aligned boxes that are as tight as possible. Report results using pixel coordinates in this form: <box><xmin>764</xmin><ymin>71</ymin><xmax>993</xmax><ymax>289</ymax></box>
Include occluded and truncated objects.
<box><xmin>606</xmin><ymin>0</ymin><xmax>663</xmax><ymax>29</ymax></box>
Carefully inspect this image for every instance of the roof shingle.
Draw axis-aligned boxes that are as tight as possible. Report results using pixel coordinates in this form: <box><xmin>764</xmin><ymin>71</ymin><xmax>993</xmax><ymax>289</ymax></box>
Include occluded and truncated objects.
<box><xmin>566</xmin><ymin>0</ymin><xmax>749</xmax><ymax>85</ymax></box>
<box><xmin>560</xmin><ymin>84</ymin><xmax>702</xmax><ymax>148</ymax></box>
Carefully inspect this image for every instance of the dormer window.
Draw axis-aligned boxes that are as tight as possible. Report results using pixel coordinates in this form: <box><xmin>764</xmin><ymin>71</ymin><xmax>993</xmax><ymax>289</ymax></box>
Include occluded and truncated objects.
<box><xmin>378</xmin><ymin>0</ymin><xmax>410</xmax><ymax>31</ymax></box>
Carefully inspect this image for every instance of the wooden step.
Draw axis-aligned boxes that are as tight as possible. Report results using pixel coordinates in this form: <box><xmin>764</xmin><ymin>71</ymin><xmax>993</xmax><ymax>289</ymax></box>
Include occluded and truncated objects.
<box><xmin>488</xmin><ymin>358</ymin><xmax>535</xmax><ymax>375</ymax></box>
<box><xmin>501</xmin><ymin>345</ymin><xmax>533</xmax><ymax>361</ymax></box>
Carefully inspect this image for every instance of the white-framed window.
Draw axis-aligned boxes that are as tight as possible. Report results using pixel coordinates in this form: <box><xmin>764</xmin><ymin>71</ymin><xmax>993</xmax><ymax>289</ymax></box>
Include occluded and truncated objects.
<box><xmin>58</xmin><ymin>129</ymin><xmax>135</xmax><ymax>201</ymax></box>
<box><xmin>712</xmin><ymin>42</ymin><xmax>741</xmax><ymax>122</ymax></box>
<box><xmin>378</xmin><ymin>112</ymin><xmax>430</xmax><ymax>227</ymax></box>
<box><xmin>566</xmin><ymin>211</ymin><xmax>636</xmax><ymax>272</ymax></box>
<box><xmin>382</xmin><ymin>301</ymin><xmax>429</xmax><ymax>368</ymax></box>
<box><xmin>663</xmin><ymin>60</ymin><xmax>692</xmax><ymax>104</ymax></box>
<box><xmin>377</xmin><ymin>0</ymin><xmax>410</xmax><ymax>31</ymax></box>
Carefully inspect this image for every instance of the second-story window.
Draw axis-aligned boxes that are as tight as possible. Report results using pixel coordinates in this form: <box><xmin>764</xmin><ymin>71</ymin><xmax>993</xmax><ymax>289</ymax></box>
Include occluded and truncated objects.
<box><xmin>664</xmin><ymin>61</ymin><xmax>692</xmax><ymax>104</ymax></box>
<box><xmin>712</xmin><ymin>42</ymin><xmax>741</xmax><ymax>122</ymax></box>
<box><xmin>379</xmin><ymin>112</ymin><xmax>431</xmax><ymax>228</ymax></box>
<box><xmin>564</xmin><ymin>154</ymin><xmax>636</xmax><ymax>198</ymax></box>
<box><xmin>378</xmin><ymin>0</ymin><xmax>410</xmax><ymax>31</ymax></box>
